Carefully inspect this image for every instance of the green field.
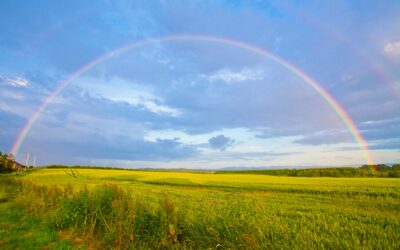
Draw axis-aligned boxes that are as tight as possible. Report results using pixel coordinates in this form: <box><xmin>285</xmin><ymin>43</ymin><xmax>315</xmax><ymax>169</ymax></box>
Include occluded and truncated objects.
<box><xmin>1</xmin><ymin>168</ymin><xmax>400</xmax><ymax>249</ymax></box>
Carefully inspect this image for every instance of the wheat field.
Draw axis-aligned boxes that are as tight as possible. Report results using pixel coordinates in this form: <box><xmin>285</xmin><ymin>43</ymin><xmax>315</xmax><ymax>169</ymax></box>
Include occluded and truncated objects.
<box><xmin>1</xmin><ymin>168</ymin><xmax>399</xmax><ymax>249</ymax></box>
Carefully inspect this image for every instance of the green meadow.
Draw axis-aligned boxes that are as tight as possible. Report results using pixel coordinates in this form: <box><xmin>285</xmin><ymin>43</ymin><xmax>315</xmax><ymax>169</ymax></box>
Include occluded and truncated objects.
<box><xmin>1</xmin><ymin>168</ymin><xmax>400</xmax><ymax>249</ymax></box>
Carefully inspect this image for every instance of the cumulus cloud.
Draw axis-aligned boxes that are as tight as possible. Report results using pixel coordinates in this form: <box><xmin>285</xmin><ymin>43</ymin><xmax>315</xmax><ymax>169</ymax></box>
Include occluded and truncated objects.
<box><xmin>208</xmin><ymin>134</ymin><xmax>235</xmax><ymax>151</ymax></box>
<box><xmin>202</xmin><ymin>68</ymin><xmax>264</xmax><ymax>83</ymax></box>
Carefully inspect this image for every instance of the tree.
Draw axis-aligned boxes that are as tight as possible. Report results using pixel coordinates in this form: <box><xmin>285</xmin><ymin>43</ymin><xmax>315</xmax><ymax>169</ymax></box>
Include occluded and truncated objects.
<box><xmin>0</xmin><ymin>151</ymin><xmax>16</xmax><ymax>173</ymax></box>
<box><xmin>0</xmin><ymin>152</ymin><xmax>9</xmax><ymax>173</ymax></box>
<box><xmin>389</xmin><ymin>164</ymin><xmax>400</xmax><ymax>178</ymax></box>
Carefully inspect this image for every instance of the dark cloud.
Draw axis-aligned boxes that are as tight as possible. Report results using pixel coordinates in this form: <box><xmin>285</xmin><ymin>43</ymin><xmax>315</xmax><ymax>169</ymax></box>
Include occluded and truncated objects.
<box><xmin>208</xmin><ymin>135</ymin><xmax>235</xmax><ymax>151</ymax></box>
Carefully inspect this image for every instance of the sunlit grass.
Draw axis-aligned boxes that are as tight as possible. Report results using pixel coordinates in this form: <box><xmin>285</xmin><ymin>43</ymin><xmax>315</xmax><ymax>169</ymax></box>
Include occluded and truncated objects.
<box><xmin>24</xmin><ymin>168</ymin><xmax>400</xmax><ymax>196</ymax></box>
<box><xmin>1</xmin><ymin>168</ymin><xmax>399</xmax><ymax>249</ymax></box>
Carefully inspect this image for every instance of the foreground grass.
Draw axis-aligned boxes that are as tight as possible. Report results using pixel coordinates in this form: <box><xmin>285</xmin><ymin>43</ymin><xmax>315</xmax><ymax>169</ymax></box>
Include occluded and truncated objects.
<box><xmin>0</xmin><ymin>203</ymin><xmax>75</xmax><ymax>249</ymax></box>
<box><xmin>1</xmin><ymin>168</ymin><xmax>400</xmax><ymax>249</ymax></box>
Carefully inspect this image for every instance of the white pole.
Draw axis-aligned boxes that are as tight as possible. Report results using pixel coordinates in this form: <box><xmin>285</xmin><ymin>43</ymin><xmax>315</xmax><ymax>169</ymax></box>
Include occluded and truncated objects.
<box><xmin>25</xmin><ymin>152</ymin><xmax>30</xmax><ymax>171</ymax></box>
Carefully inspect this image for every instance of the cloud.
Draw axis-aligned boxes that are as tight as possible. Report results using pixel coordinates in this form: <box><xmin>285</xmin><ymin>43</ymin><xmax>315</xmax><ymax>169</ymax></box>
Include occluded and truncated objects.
<box><xmin>211</xmin><ymin>150</ymin><xmax>301</xmax><ymax>160</ymax></box>
<box><xmin>340</xmin><ymin>138</ymin><xmax>400</xmax><ymax>151</ymax></box>
<box><xmin>8</xmin><ymin>77</ymin><xmax>29</xmax><ymax>87</ymax></box>
<box><xmin>368</xmin><ymin>140</ymin><xmax>400</xmax><ymax>150</ymax></box>
<box><xmin>293</xmin><ymin>130</ymin><xmax>354</xmax><ymax>145</ymax></box>
<box><xmin>2</xmin><ymin>0</ymin><xmax>400</xmax><ymax>167</ymax></box>
<box><xmin>78</xmin><ymin>76</ymin><xmax>181</xmax><ymax>117</ymax></box>
<box><xmin>0</xmin><ymin>90</ymin><xmax>25</xmax><ymax>100</ymax></box>
<box><xmin>292</xmin><ymin>117</ymin><xmax>400</xmax><ymax>147</ymax></box>
<box><xmin>208</xmin><ymin>134</ymin><xmax>235</xmax><ymax>151</ymax></box>
<box><xmin>0</xmin><ymin>75</ymin><xmax>29</xmax><ymax>87</ymax></box>
<box><xmin>359</xmin><ymin>117</ymin><xmax>400</xmax><ymax>141</ymax></box>
<box><xmin>202</xmin><ymin>68</ymin><xmax>264</xmax><ymax>83</ymax></box>
<box><xmin>24</xmin><ymin>128</ymin><xmax>200</xmax><ymax>162</ymax></box>
<box><xmin>384</xmin><ymin>40</ymin><xmax>400</xmax><ymax>57</ymax></box>
<box><xmin>341</xmin><ymin>74</ymin><xmax>354</xmax><ymax>82</ymax></box>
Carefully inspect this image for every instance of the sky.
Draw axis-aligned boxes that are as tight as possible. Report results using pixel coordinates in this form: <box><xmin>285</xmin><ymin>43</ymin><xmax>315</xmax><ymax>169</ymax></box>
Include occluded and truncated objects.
<box><xmin>0</xmin><ymin>0</ymin><xmax>399</xmax><ymax>169</ymax></box>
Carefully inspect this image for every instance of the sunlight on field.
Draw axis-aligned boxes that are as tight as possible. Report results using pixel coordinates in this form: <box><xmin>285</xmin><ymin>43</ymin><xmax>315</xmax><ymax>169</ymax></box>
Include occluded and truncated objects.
<box><xmin>25</xmin><ymin>168</ymin><xmax>400</xmax><ymax>185</ymax></box>
<box><xmin>2</xmin><ymin>168</ymin><xmax>397</xmax><ymax>248</ymax></box>
<box><xmin>24</xmin><ymin>168</ymin><xmax>400</xmax><ymax>195</ymax></box>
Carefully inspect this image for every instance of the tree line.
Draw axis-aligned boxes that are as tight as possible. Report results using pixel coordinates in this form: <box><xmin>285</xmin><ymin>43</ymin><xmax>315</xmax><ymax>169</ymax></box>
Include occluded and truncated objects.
<box><xmin>215</xmin><ymin>164</ymin><xmax>400</xmax><ymax>177</ymax></box>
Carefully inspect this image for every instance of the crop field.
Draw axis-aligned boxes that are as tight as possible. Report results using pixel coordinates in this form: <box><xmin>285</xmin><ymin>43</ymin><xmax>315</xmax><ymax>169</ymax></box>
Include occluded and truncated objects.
<box><xmin>1</xmin><ymin>168</ymin><xmax>400</xmax><ymax>249</ymax></box>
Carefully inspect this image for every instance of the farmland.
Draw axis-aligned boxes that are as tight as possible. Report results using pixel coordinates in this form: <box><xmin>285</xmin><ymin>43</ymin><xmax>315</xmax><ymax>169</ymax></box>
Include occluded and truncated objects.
<box><xmin>1</xmin><ymin>168</ymin><xmax>400</xmax><ymax>249</ymax></box>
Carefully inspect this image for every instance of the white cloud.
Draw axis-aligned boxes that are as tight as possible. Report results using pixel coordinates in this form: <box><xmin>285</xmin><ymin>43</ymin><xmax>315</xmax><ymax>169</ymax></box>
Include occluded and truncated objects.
<box><xmin>341</xmin><ymin>73</ymin><xmax>356</xmax><ymax>82</ymax></box>
<box><xmin>138</xmin><ymin>100</ymin><xmax>180</xmax><ymax>116</ymax></box>
<box><xmin>8</xmin><ymin>77</ymin><xmax>29</xmax><ymax>87</ymax></box>
<box><xmin>79</xmin><ymin>76</ymin><xmax>181</xmax><ymax>117</ymax></box>
<box><xmin>0</xmin><ymin>74</ymin><xmax>29</xmax><ymax>87</ymax></box>
<box><xmin>360</xmin><ymin>117</ymin><xmax>400</xmax><ymax>126</ymax></box>
<box><xmin>158</xmin><ymin>58</ymin><xmax>170</xmax><ymax>65</ymax></box>
<box><xmin>384</xmin><ymin>41</ymin><xmax>400</xmax><ymax>57</ymax></box>
<box><xmin>102</xmin><ymin>91</ymin><xmax>181</xmax><ymax>117</ymax></box>
<box><xmin>202</xmin><ymin>68</ymin><xmax>264</xmax><ymax>83</ymax></box>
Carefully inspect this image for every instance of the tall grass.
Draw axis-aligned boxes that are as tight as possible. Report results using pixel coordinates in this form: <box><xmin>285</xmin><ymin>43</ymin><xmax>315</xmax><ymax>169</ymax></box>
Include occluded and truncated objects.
<box><xmin>1</xmin><ymin>177</ymin><xmax>186</xmax><ymax>248</ymax></box>
<box><xmin>1</xmin><ymin>169</ymin><xmax>400</xmax><ymax>249</ymax></box>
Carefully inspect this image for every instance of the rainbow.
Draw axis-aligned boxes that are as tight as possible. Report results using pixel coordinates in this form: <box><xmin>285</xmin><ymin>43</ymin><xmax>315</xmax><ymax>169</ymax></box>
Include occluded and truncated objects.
<box><xmin>9</xmin><ymin>34</ymin><xmax>375</xmax><ymax>165</ymax></box>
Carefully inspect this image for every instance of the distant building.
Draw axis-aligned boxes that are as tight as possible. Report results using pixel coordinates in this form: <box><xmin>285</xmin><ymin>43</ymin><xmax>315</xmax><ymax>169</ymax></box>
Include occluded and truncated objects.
<box><xmin>13</xmin><ymin>161</ymin><xmax>25</xmax><ymax>171</ymax></box>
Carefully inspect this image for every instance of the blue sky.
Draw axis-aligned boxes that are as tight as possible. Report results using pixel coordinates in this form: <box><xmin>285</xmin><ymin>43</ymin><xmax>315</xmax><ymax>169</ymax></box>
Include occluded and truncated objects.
<box><xmin>0</xmin><ymin>0</ymin><xmax>399</xmax><ymax>168</ymax></box>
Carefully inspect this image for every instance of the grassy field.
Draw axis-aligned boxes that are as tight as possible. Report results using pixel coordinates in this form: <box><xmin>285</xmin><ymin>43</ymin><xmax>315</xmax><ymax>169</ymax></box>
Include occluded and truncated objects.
<box><xmin>1</xmin><ymin>168</ymin><xmax>400</xmax><ymax>249</ymax></box>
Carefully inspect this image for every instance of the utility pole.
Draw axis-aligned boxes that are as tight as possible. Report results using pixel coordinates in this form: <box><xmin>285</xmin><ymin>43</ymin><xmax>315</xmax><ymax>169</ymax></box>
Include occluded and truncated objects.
<box><xmin>25</xmin><ymin>152</ymin><xmax>30</xmax><ymax>171</ymax></box>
